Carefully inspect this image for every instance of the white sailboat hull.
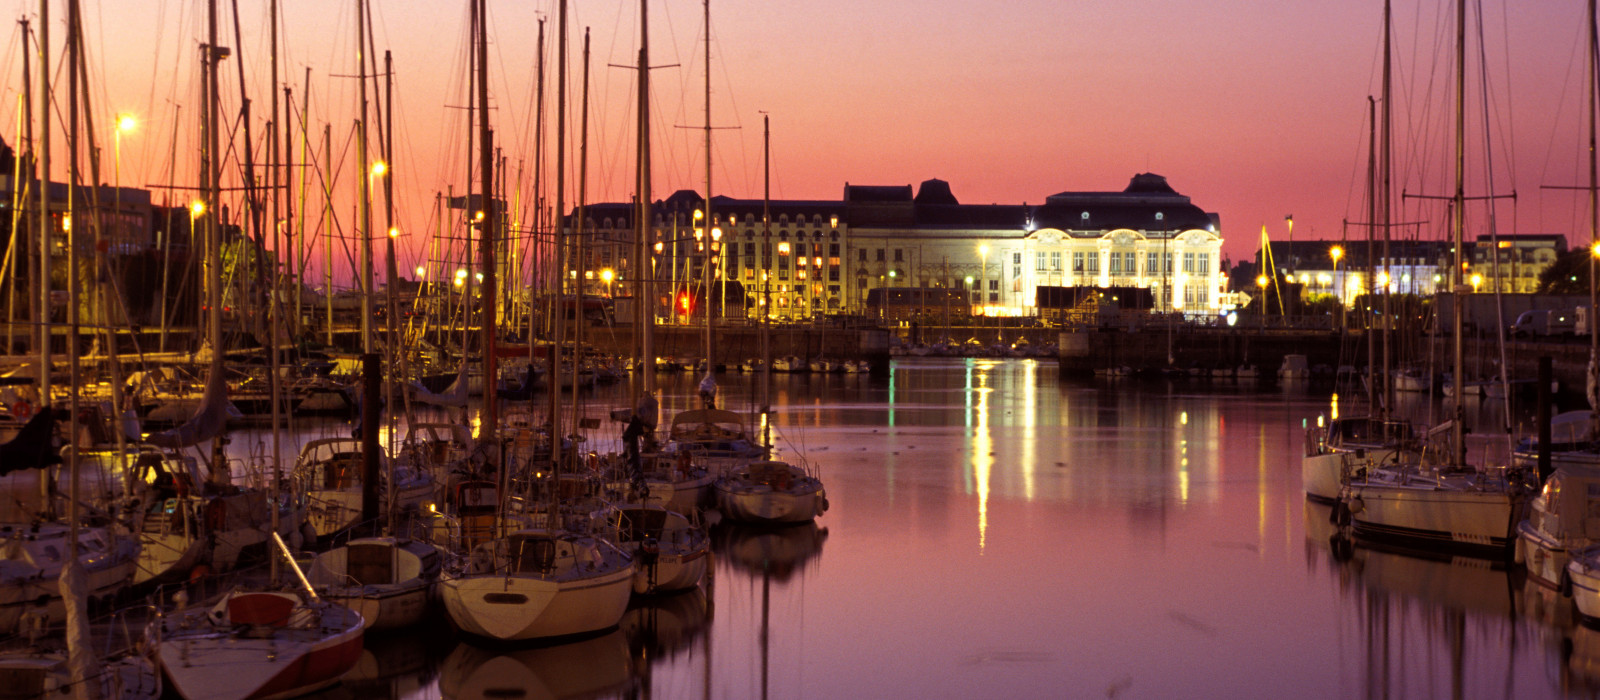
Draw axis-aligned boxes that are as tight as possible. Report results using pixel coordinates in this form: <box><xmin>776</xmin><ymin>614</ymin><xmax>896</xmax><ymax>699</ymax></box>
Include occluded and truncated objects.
<box><xmin>439</xmin><ymin>567</ymin><xmax>633</xmax><ymax>641</ymax></box>
<box><xmin>324</xmin><ymin>580</ymin><xmax>432</xmax><ymax>631</ymax></box>
<box><xmin>1343</xmin><ymin>481</ymin><xmax>1523</xmax><ymax>556</ymax></box>
<box><xmin>156</xmin><ymin>594</ymin><xmax>364</xmax><ymax>700</ymax></box>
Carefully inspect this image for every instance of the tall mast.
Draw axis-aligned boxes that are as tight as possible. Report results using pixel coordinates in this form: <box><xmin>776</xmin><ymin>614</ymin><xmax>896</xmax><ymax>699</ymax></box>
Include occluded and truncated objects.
<box><xmin>701</xmin><ymin>0</ymin><xmax>713</xmax><ymax>376</ymax></box>
<box><xmin>571</xmin><ymin>29</ymin><xmax>589</xmax><ymax>439</ymax></box>
<box><xmin>529</xmin><ymin>19</ymin><xmax>545</xmax><ymax>395</ymax></box>
<box><xmin>1450</xmin><ymin>0</ymin><xmax>1466</xmax><ymax>464</ymax></box>
<box><xmin>268</xmin><ymin>0</ymin><xmax>282</xmax><ymax>583</ymax></box>
<box><xmin>1380</xmin><ymin>0</ymin><xmax>1394</xmax><ymax>414</ymax></box>
<box><xmin>478</xmin><ymin>0</ymin><xmax>498</xmax><ymax>442</ymax></box>
<box><xmin>357</xmin><ymin>0</ymin><xmax>373</xmax><ymax>355</ymax></box>
<box><xmin>1365</xmin><ymin>96</ymin><xmax>1379</xmax><ymax>412</ymax></box>
<box><xmin>383</xmin><ymin>49</ymin><xmax>399</xmax><ymax>532</ymax></box>
<box><xmin>36</xmin><ymin>0</ymin><xmax>49</xmax><ymax>424</ymax></box>
<box><xmin>635</xmin><ymin>0</ymin><xmax>655</xmax><ymax>396</ymax></box>
<box><xmin>548</xmin><ymin>0</ymin><xmax>567</xmax><ymax>442</ymax></box>
<box><xmin>1588</xmin><ymin>0</ymin><xmax>1599</xmax><ymax>422</ymax></box>
<box><xmin>323</xmin><ymin>123</ymin><xmax>333</xmax><ymax>346</ymax></box>
<box><xmin>761</xmin><ymin>113</ymin><xmax>771</xmax><ymax>415</ymax></box>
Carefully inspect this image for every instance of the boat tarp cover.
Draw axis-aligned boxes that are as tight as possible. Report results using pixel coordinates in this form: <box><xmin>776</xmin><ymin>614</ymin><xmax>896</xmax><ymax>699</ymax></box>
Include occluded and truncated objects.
<box><xmin>0</xmin><ymin>408</ymin><xmax>63</xmax><ymax>476</ymax></box>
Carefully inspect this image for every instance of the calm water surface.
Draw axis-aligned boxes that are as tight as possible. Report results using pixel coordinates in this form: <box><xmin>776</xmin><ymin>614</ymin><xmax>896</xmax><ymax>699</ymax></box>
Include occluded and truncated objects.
<box><xmin>238</xmin><ymin>358</ymin><xmax>1596</xmax><ymax>699</ymax></box>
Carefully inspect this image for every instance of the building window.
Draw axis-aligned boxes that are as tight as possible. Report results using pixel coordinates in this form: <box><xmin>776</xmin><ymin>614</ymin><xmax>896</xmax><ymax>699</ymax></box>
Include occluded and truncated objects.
<box><xmin>1198</xmin><ymin>253</ymin><xmax>1210</xmax><ymax>275</ymax></box>
<box><xmin>876</xmin><ymin>249</ymin><xmax>885</xmax><ymax>262</ymax></box>
<box><xmin>829</xmin><ymin>268</ymin><xmax>840</xmax><ymax>282</ymax></box>
<box><xmin>1012</xmin><ymin>252</ymin><xmax>1021</xmax><ymax>265</ymax></box>
<box><xmin>1086</xmin><ymin>253</ymin><xmax>1099</xmax><ymax>273</ymax></box>
<box><xmin>1122</xmin><ymin>252</ymin><xmax>1136</xmax><ymax>275</ymax></box>
<box><xmin>1051</xmin><ymin>251</ymin><xmax>1062</xmax><ymax>270</ymax></box>
<box><xmin>1110</xmin><ymin>254</ymin><xmax>1122</xmax><ymax>274</ymax></box>
<box><xmin>1147</xmin><ymin>252</ymin><xmax>1158</xmax><ymax>274</ymax></box>
<box><xmin>1072</xmin><ymin>252</ymin><xmax>1084</xmax><ymax>272</ymax></box>
<box><xmin>1165</xmin><ymin>253</ymin><xmax>1173</xmax><ymax>273</ymax></box>
<box><xmin>1036</xmin><ymin>252</ymin><xmax>1047</xmax><ymax>270</ymax></box>
<box><xmin>1012</xmin><ymin>265</ymin><xmax>1020</xmax><ymax>279</ymax></box>
<box><xmin>894</xmin><ymin>249</ymin><xmax>904</xmax><ymax>262</ymax></box>
<box><xmin>1183</xmin><ymin>252</ymin><xmax>1195</xmax><ymax>273</ymax></box>
<box><xmin>829</xmin><ymin>243</ymin><xmax>840</xmax><ymax>256</ymax></box>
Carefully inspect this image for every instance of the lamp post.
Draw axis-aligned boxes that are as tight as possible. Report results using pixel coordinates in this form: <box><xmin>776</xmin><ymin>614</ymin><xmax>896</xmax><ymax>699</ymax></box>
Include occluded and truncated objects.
<box><xmin>1256</xmin><ymin>274</ymin><xmax>1269</xmax><ymax>332</ymax></box>
<box><xmin>114</xmin><ymin>114</ymin><xmax>135</xmax><ymax>232</ymax></box>
<box><xmin>1329</xmin><ymin>245</ymin><xmax>1344</xmax><ymax>329</ymax></box>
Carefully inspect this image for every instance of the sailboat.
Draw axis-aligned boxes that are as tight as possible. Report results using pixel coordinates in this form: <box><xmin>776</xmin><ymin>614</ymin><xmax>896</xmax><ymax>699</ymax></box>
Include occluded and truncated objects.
<box><xmin>1536</xmin><ymin>0</ymin><xmax>1600</xmax><ymax>600</ymax></box>
<box><xmin>438</xmin><ymin>0</ymin><xmax>636</xmax><ymax>644</ymax></box>
<box><xmin>154</xmin><ymin>537</ymin><xmax>365</xmax><ymax>700</ymax></box>
<box><xmin>1336</xmin><ymin>0</ymin><xmax>1535</xmax><ymax>560</ymax></box>
<box><xmin>1302</xmin><ymin>23</ymin><xmax>1418</xmax><ymax>505</ymax></box>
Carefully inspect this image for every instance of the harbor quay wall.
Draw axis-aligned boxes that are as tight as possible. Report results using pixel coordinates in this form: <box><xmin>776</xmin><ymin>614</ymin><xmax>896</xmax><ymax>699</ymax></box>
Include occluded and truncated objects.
<box><xmin>577</xmin><ymin>324</ymin><xmax>894</xmax><ymax>371</ymax></box>
<box><xmin>1053</xmin><ymin>327</ymin><xmax>1595</xmax><ymax>392</ymax></box>
<box><xmin>1054</xmin><ymin>327</ymin><xmax>1345</xmax><ymax>375</ymax></box>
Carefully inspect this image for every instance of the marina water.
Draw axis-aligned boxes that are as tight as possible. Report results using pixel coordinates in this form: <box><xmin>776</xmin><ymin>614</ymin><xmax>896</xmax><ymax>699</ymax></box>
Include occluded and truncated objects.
<box><xmin>195</xmin><ymin>359</ymin><xmax>1587</xmax><ymax>698</ymax></box>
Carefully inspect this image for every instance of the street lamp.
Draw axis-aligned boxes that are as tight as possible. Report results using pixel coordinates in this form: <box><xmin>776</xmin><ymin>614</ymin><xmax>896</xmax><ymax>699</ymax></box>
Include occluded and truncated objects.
<box><xmin>114</xmin><ymin>114</ymin><xmax>136</xmax><ymax>240</ymax></box>
<box><xmin>1256</xmin><ymin>274</ymin><xmax>1269</xmax><ymax>331</ymax></box>
<box><xmin>1470</xmin><ymin>273</ymin><xmax>1482</xmax><ymax>293</ymax></box>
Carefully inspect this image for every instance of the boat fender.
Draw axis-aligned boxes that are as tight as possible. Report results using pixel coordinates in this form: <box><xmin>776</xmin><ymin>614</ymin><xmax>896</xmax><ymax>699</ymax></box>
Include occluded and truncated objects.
<box><xmin>1561</xmin><ymin>571</ymin><xmax>1574</xmax><ymax>597</ymax></box>
<box><xmin>1513</xmin><ymin>537</ymin><xmax>1525</xmax><ymax>565</ymax></box>
<box><xmin>188</xmin><ymin>564</ymin><xmax>212</xmax><ymax>583</ymax></box>
<box><xmin>11</xmin><ymin>399</ymin><xmax>31</xmax><ymax>420</ymax></box>
<box><xmin>1347</xmin><ymin>497</ymin><xmax>1364</xmax><ymax>515</ymax></box>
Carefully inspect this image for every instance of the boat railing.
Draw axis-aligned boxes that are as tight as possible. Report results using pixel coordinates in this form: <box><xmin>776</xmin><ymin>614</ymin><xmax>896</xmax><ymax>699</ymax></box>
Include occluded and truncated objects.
<box><xmin>100</xmin><ymin>602</ymin><xmax>161</xmax><ymax>658</ymax></box>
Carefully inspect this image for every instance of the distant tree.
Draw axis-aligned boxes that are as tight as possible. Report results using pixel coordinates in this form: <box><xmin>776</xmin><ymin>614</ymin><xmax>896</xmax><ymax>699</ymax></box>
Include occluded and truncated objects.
<box><xmin>1539</xmin><ymin>249</ymin><xmax>1593</xmax><ymax>294</ymax></box>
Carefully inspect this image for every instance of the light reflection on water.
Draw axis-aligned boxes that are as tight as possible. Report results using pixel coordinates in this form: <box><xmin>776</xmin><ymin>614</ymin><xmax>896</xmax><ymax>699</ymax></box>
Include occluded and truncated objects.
<box><xmin>103</xmin><ymin>358</ymin><xmax>1600</xmax><ymax>698</ymax></box>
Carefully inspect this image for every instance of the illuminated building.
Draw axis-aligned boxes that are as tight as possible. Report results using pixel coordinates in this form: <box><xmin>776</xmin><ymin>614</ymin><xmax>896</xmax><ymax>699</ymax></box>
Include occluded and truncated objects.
<box><xmin>574</xmin><ymin>173</ymin><xmax>1225</xmax><ymax>321</ymax></box>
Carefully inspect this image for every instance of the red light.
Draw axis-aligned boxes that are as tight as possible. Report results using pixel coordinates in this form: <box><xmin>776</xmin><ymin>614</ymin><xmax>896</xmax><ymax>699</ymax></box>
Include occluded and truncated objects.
<box><xmin>678</xmin><ymin>294</ymin><xmax>692</xmax><ymax>313</ymax></box>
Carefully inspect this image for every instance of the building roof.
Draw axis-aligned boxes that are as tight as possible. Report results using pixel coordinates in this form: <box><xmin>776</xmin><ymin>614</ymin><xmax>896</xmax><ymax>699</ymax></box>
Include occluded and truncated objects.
<box><xmin>570</xmin><ymin>173</ymin><xmax>1221</xmax><ymax>237</ymax></box>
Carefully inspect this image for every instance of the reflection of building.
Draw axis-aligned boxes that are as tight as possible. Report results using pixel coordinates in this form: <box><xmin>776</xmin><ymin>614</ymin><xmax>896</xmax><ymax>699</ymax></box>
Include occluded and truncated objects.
<box><xmin>575</xmin><ymin>173</ymin><xmax>1224</xmax><ymax>322</ymax></box>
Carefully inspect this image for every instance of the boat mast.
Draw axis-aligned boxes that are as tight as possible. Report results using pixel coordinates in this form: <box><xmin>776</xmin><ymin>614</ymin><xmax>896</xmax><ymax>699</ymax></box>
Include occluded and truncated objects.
<box><xmin>269</xmin><ymin>0</ymin><xmax>282</xmax><ymax>584</ymax></box>
<box><xmin>548</xmin><ymin>0</ymin><xmax>566</xmax><ymax>447</ymax></box>
<box><xmin>36</xmin><ymin>0</ymin><xmax>49</xmax><ymax>446</ymax></box>
<box><xmin>701</xmin><ymin>0</ymin><xmax>714</xmax><ymax>379</ymax></box>
<box><xmin>571</xmin><ymin>29</ymin><xmax>590</xmax><ymax>440</ymax></box>
<box><xmin>1365</xmin><ymin>96</ymin><xmax>1379</xmax><ymax>412</ymax></box>
<box><xmin>1450</xmin><ymin>0</ymin><xmax>1466</xmax><ymax>464</ymax></box>
<box><xmin>528</xmin><ymin>19</ymin><xmax>544</xmax><ymax>401</ymax></box>
<box><xmin>383</xmin><ymin>49</ymin><xmax>400</xmax><ymax>532</ymax></box>
<box><xmin>635</xmin><ymin>0</ymin><xmax>655</xmax><ymax>397</ymax></box>
<box><xmin>1380</xmin><ymin>0</ymin><xmax>1394</xmax><ymax>413</ymax></box>
<box><xmin>1589</xmin><ymin>0</ymin><xmax>1599</xmax><ymax>430</ymax></box>
<box><xmin>477</xmin><ymin>0</ymin><xmax>498</xmax><ymax>455</ymax></box>
<box><xmin>357</xmin><ymin>0</ymin><xmax>373</xmax><ymax>356</ymax></box>
<box><xmin>761</xmin><ymin>113</ymin><xmax>771</xmax><ymax>416</ymax></box>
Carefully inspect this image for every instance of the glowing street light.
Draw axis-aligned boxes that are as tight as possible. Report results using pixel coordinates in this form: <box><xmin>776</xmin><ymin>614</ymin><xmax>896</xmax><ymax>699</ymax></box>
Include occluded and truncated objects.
<box><xmin>1470</xmin><ymin>273</ymin><xmax>1483</xmax><ymax>292</ymax></box>
<box><xmin>1256</xmin><ymin>274</ymin><xmax>1270</xmax><ymax>331</ymax></box>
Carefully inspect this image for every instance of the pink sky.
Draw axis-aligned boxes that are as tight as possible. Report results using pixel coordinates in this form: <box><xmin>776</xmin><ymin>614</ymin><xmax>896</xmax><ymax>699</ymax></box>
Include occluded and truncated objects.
<box><xmin>7</xmin><ymin>0</ymin><xmax>1597</xmax><ymax>282</ymax></box>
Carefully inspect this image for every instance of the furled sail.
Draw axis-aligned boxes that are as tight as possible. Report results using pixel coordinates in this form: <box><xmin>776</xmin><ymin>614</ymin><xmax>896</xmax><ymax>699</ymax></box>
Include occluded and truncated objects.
<box><xmin>145</xmin><ymin>366</ymin><xmax>240</xmax><ymax>448</ymax></box>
